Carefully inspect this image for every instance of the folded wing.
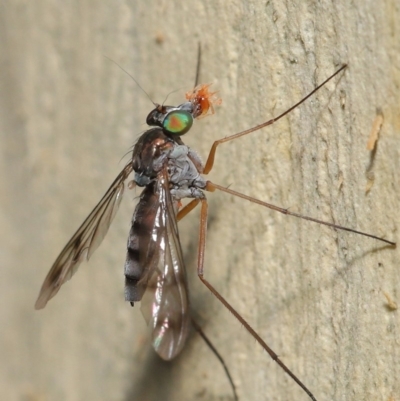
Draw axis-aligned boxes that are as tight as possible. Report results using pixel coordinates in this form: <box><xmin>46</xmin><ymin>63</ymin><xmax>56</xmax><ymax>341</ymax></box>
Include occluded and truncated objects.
<box><xmin>35</xmin><ymin>163</ymin><xmax>133</xmax><ymax>309</ymax></box>
<box><xmin>139</xmin><ymin>173</ymin><xmax>191</xmax><ymax>360</ymax></box>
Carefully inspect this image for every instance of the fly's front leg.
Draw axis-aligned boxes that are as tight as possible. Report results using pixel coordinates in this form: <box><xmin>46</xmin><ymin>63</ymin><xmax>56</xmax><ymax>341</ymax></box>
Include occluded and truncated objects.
<box><xmin>187</xmin><ymin>148</ymin><xmax>205</xmax><ymax>174</ymax></box>
<box><xmin>202</xmin><ymin>64</ymin><xmax>348</xmax><ymax>175</ymax></box>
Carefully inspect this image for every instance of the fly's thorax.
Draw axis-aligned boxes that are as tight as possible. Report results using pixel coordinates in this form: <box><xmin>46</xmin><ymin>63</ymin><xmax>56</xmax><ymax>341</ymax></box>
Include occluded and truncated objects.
<box><xmin>132</xmin><ymin>129</ymin><xmax>175</xmax><ymax>187</ymax></box>
<box><xmin>170</xmin><ymin>186</ymin><xmax>205</xmax><ymax>201</ymax></box>
<box><xmin>135</xmin><ymin>100</ymin><xmax>206</xmax><ymax>189</ymax></box>
<box><xmin>167</xmin><ymin>143</ymin><xmax>207</xmax><ymax>201</ymax></box>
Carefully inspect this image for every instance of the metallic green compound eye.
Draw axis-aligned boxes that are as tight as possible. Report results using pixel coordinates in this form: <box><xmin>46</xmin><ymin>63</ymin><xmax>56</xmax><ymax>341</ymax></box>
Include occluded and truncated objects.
<box><xmin>163</xmin><ymin>110</ymin><xmax>193</xmax><ymax>136</ymax></box>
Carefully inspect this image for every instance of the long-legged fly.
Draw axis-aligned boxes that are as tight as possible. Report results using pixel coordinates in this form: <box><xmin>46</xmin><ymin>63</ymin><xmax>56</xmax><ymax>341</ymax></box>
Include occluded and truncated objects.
<box><xmin>35</xmin><ymin>58</ymin><xmax>395</xmax><ymax>401</ymax></box>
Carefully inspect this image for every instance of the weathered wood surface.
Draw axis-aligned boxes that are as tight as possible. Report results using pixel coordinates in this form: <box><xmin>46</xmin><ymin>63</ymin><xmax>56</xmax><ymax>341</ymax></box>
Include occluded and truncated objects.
<box><xmin>1</xmin><ymin>1</ymin><xmax>399</xmax><ymax>400</ymax></box>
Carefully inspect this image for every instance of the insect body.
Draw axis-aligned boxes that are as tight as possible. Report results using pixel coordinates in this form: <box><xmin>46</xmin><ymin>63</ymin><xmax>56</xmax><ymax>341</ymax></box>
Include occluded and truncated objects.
<box><xmin>125</xmin><ymin>111</ymin><xmax>209</xmax><ymax>360</ymax></box>
<box><xmin>35</xmin><ymin>86</ymin><xmax>216</xmax><ymax>362</ymax></box>
<box><xmin>35</xmin><ymin>67</ymin><xmax>395</xmax><ymax>401</ymax></box>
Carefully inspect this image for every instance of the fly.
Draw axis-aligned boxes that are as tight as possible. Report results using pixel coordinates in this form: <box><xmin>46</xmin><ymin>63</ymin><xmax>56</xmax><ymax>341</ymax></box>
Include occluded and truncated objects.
<box><xmin>35</xmin><ymin>62</ymin><xmax>395</xmax><ymax>401</ymax></box>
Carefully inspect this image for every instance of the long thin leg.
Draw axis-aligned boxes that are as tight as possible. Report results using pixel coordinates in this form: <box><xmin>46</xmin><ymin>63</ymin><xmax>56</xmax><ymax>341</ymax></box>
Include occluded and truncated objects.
<box><xmin>202</xmin><ymin>65</ymin><xmax>347</xmax><ymax>174</ymax></box>
<box><xmin>177</xmin><ymin>199</ymin><xmax>201</xmax><ymax>221</ymax></box>
<box><xmin>192</xmin><ymin>318</ymin><xmax>238</xmax><ymax>401</ymax></box>
<box><xmin>177</xmin><ymin>200</ymin><xmax>239</xmax><ymax>399</ymax></box>
<box><xmin>196</xmin><ymin>197</ymin><xmax>318</xmax><ymax>401</ymax></box>
<box><xmin>205</xmin><ymin>181</ymin><xmax>395</xmax><ymax>246</ymax></box>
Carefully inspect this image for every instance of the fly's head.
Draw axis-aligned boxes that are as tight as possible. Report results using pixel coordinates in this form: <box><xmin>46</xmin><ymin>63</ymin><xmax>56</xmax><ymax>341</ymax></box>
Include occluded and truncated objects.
<box><xmin>146</xmin><ymin>84</ymin><xmax>222</xmax><ymax>138</ymax></box>
<box><xmin>134</xmin><ymin>84</ymin><xmax>222</xmax><ymax>186</ymax></box>
<box><xmin>146</xmin><ymin>103</ymin><xmax>195</xmax><ymax>137</ymax></box>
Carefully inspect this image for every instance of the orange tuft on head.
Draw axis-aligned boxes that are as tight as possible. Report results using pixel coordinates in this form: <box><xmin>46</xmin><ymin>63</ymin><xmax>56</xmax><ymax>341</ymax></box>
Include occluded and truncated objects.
<box><xmin>186</xmin><ymin>84</ymin><xmax>222</xmax><ymax>118</ymax></box>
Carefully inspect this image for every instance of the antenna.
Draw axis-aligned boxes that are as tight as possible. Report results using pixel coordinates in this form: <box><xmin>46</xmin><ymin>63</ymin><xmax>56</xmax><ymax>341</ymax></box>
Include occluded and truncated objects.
<box><xmin>104</xmin><ymin>55</ymin><xmax>156</xmax><ymax>106</ymax></box>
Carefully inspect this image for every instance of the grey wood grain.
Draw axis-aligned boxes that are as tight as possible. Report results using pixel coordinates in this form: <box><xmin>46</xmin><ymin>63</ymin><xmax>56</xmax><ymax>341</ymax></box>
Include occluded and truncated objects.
<box><xmin>1</xmin><ymin>1</ymin><xmax>399</xmax><ymax>400</ymax></box>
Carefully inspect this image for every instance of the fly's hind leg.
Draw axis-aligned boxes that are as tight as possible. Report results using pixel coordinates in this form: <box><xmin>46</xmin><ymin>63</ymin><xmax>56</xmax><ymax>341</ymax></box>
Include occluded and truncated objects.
<box><xmin>193</xmin><ymin>196</ymin><xmax>318</xmax><ymax>401</ymax></box>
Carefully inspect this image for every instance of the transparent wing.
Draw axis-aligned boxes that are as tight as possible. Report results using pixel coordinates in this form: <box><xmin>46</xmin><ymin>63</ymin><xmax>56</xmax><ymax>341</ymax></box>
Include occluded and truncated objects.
<box><xmin>35</xmin><ymin>163</ymin><xmax>133</xmax><ymax>310</ymax></box>
<box><xmin>140</xmin><ymin>172</ymin><xmax>191</xmax><ymax>360</ymax></box>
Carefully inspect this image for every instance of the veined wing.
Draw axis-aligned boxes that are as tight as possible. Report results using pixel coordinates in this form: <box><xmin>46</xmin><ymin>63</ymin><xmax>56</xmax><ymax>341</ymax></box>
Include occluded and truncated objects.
<box><xmin>35</xmin><ymin>163</ymin><xmax>133</xmax><ymax>310</ymax></box>
<box><xmin>140</xmin><ymin>171</ymin><xmax>191</xmax><ymax>360</ymax></box>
